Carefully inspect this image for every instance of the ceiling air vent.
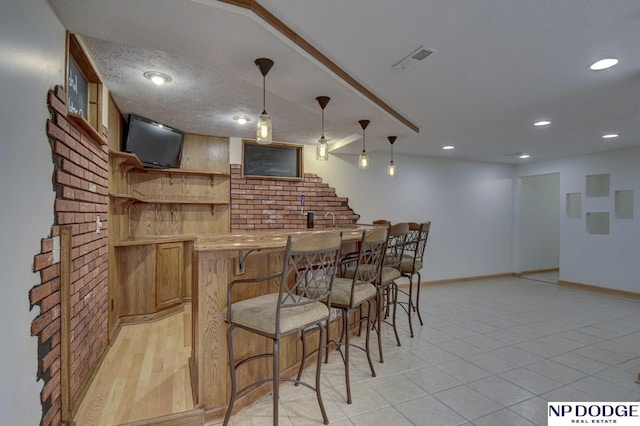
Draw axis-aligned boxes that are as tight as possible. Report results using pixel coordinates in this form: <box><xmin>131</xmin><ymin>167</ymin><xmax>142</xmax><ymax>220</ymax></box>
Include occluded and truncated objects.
<box><xmin>393</xmin><ymin>46</ymin><xmax>434</xmax><ymax>71</ymax></box>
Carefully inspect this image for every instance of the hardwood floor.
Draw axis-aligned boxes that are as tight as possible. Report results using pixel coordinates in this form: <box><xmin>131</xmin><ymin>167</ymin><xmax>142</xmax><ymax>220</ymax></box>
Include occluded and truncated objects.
<box><xmin>74</xmin><ymin>305</ymin><xmax>194</xmax><ymax>425</ymax></box>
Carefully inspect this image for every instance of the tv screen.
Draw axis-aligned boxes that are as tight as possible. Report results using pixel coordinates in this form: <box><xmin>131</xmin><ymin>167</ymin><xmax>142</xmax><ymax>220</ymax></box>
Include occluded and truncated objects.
<box><xmin>122</xmin><ymin>114</ymin><xmax>185</xmax><ymax>169</ymax></box>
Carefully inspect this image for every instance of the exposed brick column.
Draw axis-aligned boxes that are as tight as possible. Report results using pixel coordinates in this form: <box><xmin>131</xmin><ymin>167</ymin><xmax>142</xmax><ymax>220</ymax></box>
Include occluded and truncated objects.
<box><xmin>30</xmin><ymin>86</ymin><xmax>109</xmax><ymax>425</ymax></box>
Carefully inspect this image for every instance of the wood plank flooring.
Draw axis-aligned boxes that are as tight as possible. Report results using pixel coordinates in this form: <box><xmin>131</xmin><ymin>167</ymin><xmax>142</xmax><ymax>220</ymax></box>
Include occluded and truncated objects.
<box><xmin>74</xmin><ymin>305</ymin><xmax>194</xmax><ymax>425</ymax></box>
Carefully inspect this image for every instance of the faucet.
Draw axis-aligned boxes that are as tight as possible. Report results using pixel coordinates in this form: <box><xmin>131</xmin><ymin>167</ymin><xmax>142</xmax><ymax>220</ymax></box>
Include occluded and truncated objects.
<box><xmin>324</xmin><ymin>211</ymin><xmax>335</xmax><ymax>228</ymax></box>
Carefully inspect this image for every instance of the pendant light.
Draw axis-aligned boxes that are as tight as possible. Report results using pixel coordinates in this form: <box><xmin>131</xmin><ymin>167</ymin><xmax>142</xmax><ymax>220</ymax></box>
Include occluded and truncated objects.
<box><xmin>316</xmin><ymin>96</ymin><xmax>330</xmax><ymax>161</ymax></box>
<box><xmin>255</xmin><ymin>58</ymin><xmax>274</xmax><ymax>144</ymax></box>
<box><xmin>358</xmin><ymin>120</ymin><xmax>370</xmax><ymax>170</ymax></box>
<box><xmin>387</xmin><ymin>136</ymin><xmax>397</xmax><ymax>177</ymax></box>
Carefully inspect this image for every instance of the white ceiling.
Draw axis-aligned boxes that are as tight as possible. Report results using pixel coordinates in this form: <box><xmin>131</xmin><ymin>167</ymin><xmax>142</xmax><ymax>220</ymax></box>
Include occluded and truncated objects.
<box><xmin>49</xmin><ymin>0</ymin><xmax>640</xmax><ymax>163</ymax></box>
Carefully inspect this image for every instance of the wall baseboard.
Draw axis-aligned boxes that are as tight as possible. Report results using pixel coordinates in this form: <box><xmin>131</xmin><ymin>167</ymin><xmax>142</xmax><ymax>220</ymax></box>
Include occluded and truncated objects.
<box><xmin>119</xmin><ymin>304</ymin><xmax>185</xmax><ymax>326</ymax></box>
<box><xmin>558</xmin><ymin>280</ymin><xmax>640</xmax><ymax>299</ymax></box>
<box><xmin>516</xmin><ymin>267</ymin><xmax>559</xmax><ymax>276</ymax></box>
<box><xmin>122</xmin><ymin>408</ymin><xmax>204</xmax><ymax>426</ymax></box>
<box><xmin>421</xmin><ymin>272</ymin><xmax>516</xmax><ymax>287</ymax></box>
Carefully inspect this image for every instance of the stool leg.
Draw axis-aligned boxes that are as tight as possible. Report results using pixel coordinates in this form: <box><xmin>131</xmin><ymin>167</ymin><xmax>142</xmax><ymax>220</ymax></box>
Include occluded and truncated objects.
<box><xmin>365</xmin><ymin>300</ymin><xmax>376</xmax><ymax>378</ymax></box>
<box><xmin>296</xmin><ymin>329</ymin><xmax>307</xmax><ymax>383</ymax></box>
<box><xmin>392</xmin><ymin>283</ymin><xmax>401</xmax><ymax>347</ymax></box>
<box><xmin>272</xmin><ymin>339</ymin><xmax>279</xmax><ymax>426</ymax></box>
<box><xmin>376</xmin><ymin>288</ymin><xmax>384</xmax><ymax>363</ymax></box>
<box><xmin>416</xmin><ymin>271</ymin><xmax>424</xmax><ymax>325</ymax></box>
<box><xmin>407</xmin><ymin>275</ymin><xmax>415</xmax><ymax>338</ymax></box>
<box><xmin>316</xmin><ymin>323</ymin><xmax>329</xmax><ymax>425</ymax></box>
<box><xmin>223</xmin><ymin>325</ymin><xmax>236</xmax><ymax>426</ymax></box>
<box><xmin>344</xmin><ymin>308</ymin><xmax>352</xmax><ymax>404</ymax></box>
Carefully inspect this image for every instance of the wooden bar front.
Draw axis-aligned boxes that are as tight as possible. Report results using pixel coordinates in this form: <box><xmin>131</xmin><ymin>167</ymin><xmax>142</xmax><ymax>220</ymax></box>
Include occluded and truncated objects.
<box><xmin>190</xmin><ymin>227</ymin><xmax>370</xmax><ymax>422</ymax></box>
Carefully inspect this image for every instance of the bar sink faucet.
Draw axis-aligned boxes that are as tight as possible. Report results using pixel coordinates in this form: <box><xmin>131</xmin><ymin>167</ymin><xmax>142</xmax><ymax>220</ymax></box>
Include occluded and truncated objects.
<box><xmin>324</xmin><ymin>211</ymin><xmax>335</xmax><ymax>228</ymax></box>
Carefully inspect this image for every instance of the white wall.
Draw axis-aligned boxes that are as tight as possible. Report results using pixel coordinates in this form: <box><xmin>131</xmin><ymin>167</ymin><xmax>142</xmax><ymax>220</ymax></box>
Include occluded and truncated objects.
<box><xmin>305</xmin><ymin>148</ymin><xmax>516</xmax><ymax>281</ymax></box>
<box><xmin>516</xmin><ymin>146</ymin><xmax>640</xmax><ymax>292</ymax></box>
<box><xmin>516</xmin><ymin>173</ymin><xmax>560</xmax><ymax>272</ymax></box>
<box><xmin>0</xmin><ymin>0</ymin><xmax>65</xmax><ymax>424</ymax></box>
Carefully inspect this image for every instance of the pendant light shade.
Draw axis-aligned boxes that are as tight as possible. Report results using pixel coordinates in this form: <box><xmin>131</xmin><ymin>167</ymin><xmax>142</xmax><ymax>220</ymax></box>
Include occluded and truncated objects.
<box><xmin>316</xmin><ymin>96</ymin><xmax>330</xmax><ymax>161</ymax></box>
<box><xmin>387</xmin><ymin>136</ymin><xmax>397</xmax><ymax>177</ymax></box>
<box><xmin>255</xmin><ymin>58</ymin><xmax>274</xmax><ymax>144</ymax></box>
<box><xmin>358</xmin><ymin>120</ymin><xmax>370</xmax><ymax>170</ymax></box>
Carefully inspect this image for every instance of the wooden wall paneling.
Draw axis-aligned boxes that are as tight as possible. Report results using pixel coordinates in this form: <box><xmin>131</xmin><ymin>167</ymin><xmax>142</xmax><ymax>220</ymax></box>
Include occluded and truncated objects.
<box><xmin>129</xmin><ymin>171</ymin><xmax>166</xmax><ymax>199</ymax></box>
<box><xmin>194</xmin><ymin>251</ymin><xmax>232</xmax><ymax>409</ymax></box>
<box><xmin>181</xmin><ymin>205</ymin><xmax>229</xmax><ymax>235</ymax></box>
<box><xmin>107</xmin><ymin>95</ymin><xmax>122</xmax><ymax>152</ymax></box>
<box><xmin>119</xmin><ymin>245</ymin><xmax>157</xmax><ymax>316</ymax></box>
<box><xmin>128</xmin><ymin>203</ymin><xmax>158</xmax><ymax>237</ymax></box>
<box><xmin>107</xmin><ymin>243</ymin><xmax>120</xmax><ymax>342</ymax></box>
<box><xmin>180</xmin><ymin>175</ymin><xmax>215</xmax><ymax>200</ymax></box>
<box><xmin>181</xmin><ymin>134</ymin><xmax>229</xmax><ymax>173</ymax></box>
<box><xmin>156</xmin><ymin>242</ymin><xmax>184</xmax><ymax>310</ymax></box>
<box><xmin>183</xmin><ymin>240</ymin><xmax>193</xmax><ymax>300</ymax></box>
<box><xmin>154</xmin><ymin>204</ymin><xmax>182</xmax><ymax>236</ymax></box>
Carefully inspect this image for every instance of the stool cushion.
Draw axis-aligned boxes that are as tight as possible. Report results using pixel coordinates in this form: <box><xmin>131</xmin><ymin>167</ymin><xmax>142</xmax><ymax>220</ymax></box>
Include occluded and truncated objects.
<box><xmin>343</xmin><ymin>265</ymin><xmax>401</xmax><ymax>284</ymax></box>
<box><xmin>330</xmin><ymin>277</ymin><xmax>376</xmax><ymax>307</ymax></box>
<box><xmin>223</xmin><ymin>293</ymin><xmax>329</xmax><ymax>335</ymax></box>
<box><xmin>380</xmin><ymin>266</ymin><xmax>401</xmax><ymax>284</ymax></box>
<box><xmin>400</xmin><ymin>257</ymin><xmax>423</xmax><ymax>273</ymax></box>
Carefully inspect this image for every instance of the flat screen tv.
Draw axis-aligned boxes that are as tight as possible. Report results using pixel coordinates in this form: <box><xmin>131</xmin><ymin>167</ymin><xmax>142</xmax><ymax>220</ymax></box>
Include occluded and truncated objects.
<box><xmin>122</xmin><ymin>114</ymin><xmax>185</xmax><ymax>169</ymax></box>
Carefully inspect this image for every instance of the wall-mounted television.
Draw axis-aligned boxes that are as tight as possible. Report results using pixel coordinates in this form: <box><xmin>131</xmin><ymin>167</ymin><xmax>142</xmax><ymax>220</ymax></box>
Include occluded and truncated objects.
<box><xmin>122</xmin><ymin>114</ymin><xmax>185</xmax><ymax>169</ymax></box>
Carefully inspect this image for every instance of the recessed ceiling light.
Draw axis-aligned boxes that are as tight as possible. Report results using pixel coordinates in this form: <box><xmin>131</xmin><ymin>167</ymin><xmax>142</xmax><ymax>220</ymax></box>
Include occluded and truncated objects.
<box><xmin>518</xmin><ymin>153</ymin><xmax>531</xmax><ymax>159</ymax></box>
<box><xmin>442</xmin><ymin>145</ymin><xmax>454</xmax><ymax>150</ymax></box>
<box><xmin>143</xmin><ymin>71</ymin><xmax>172</xmax><ymax>86</ymax></box>
<box><xmin>233</xmin><ymin>115</ymin><xmax>251</xmax><ymax>125</ymax></box>
<box><xmin>534</xmin><ymin>120</ymin><xmax>551</xmax><ymax>126</ymax></box>
<box><xmin>602</xmin><ymin>133</ymin><xmax>619</xmax><ymax>139</ymax></box>
<box><xmin>589</xmin><ymin>58</ymin><xmax>619</xmax><ymax>71</ymax></box>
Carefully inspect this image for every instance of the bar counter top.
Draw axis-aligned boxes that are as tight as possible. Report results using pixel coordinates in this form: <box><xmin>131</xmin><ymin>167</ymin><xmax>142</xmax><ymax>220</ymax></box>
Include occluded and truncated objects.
<box><xmin>193</xmin><ymin>224</ymin><xmax>375</xmax><ymax>252</ymax></box>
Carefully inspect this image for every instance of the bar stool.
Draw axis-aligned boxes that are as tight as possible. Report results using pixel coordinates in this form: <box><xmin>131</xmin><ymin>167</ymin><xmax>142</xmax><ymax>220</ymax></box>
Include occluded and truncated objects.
<box><xmin>316</xmin><ymin>227</ymin><xmax>388</xmax><ymax>404</ymax></box>
<box><xmin>374</xmin><ymin>222</ymin><xmax>409</xmax><ymax>362</ymax></box>
<box><xmin>223</xmin><ymin>231</ymin><xmax>342</xmax><ymax>426</ymax></box>
<box><xmin>400</xmin><ymin>222</ymin><xmax>431</xmax><ymax>332</ymax></box>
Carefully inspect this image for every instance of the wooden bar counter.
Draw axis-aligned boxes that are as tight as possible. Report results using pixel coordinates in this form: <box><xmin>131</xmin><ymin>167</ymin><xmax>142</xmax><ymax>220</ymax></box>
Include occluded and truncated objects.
<box><xmin>190</xmin><ymin>226</ymin><xmax>373</xmax><ymax>422</ymax></box>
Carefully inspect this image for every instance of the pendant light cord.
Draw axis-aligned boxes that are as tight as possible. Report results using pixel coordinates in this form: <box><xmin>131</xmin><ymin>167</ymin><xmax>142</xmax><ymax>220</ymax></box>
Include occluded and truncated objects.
<box><xmin>262</xmin><ymin>75</ymin><xmax>267</xmax><ymax>114</ymax></box>
<box><xmin>362</xmin><ymin>128</ymin><xmax>366</xmax><ymax>152</ymax></box>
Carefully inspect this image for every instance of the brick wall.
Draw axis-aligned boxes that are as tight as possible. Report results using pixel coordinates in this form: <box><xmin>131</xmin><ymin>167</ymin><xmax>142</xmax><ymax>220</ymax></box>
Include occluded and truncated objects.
<box><xmin>230</xmin><ymin>164</ymin><xmax>360</xmax><ymax>231</ymax></box>
<box><xmin>29</xmin><ymin>86</ymin><xmax>109</xmax><ymax>425</ymax></box>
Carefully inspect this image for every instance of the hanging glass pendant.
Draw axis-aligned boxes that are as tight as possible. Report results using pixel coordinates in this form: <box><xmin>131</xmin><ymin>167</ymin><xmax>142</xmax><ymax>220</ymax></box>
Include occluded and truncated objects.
<box><xmin>387</xmin><ymin>136</ymin><xmax>397</xmax><ymax>177</ymax></box>
<box><xmin>254</xmin><ymin>58</ymin><xmax>274</xmax><ymax>144</ymax></box>
<box><xmin>316</xmin><ymin>96</ymin><xmax>330</xmax><ymax>160</ymax></box>
<box><xmin>358</xmin><ymin>120</ymin><xmax>370</xmax><ymax>170</ymax></box>
<box><xmin>317</xmin><ymin>136</ymin><xmax>328</xmax><ymax>160</ymax></box>
<box><xmin>256</xmin><ymin>112</ymin><xmax>272</xmax><ymax>144</ymax></box>
<box><xmin>388</xmin><ymin>160</ymin><xmax>396</xmax><ymax>177</ymax></box>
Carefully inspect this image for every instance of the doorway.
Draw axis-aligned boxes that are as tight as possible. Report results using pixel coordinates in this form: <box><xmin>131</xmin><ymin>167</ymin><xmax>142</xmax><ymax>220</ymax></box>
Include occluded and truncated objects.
<box><xmin>517</xmin><ymin>173</ymin><xmax>560</xmax><ymax>283</ymax></box>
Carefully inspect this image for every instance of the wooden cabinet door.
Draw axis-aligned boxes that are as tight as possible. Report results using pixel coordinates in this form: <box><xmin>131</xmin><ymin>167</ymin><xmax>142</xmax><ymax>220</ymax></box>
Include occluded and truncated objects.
<box><xmin>156</xmin><ymin>242</ymin><xmax>183</xmax><ymax>310</ymax></box>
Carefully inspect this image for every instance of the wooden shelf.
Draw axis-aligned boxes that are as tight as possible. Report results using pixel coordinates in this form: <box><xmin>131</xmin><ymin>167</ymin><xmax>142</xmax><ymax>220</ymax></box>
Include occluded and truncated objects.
<box><xmin>109</xmin><ymin>193</ymin><xmax>229</xmax><ymax>207</ymax></box>
<box><xmin>112</xmin><ymin>235</ymin><xmax>198</xmax><ymax>247</ymax></box>
<box><xmin>109</xmin><ymin>151</ymin><xmax>229</xmax><ymax>178</ymax></box>
<box><xmin>68</xmin><ymin>113</ymin><xmax>108</xmax><ymax>146</ymax></box>
<box><xmin>110</xmin><ymin>150</ymin><xmax>144</xmax><ymax>169</ymax></box>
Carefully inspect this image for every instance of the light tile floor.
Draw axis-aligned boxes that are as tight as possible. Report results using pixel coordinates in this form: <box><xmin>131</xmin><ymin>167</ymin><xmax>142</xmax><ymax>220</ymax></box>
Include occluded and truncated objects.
<box><xmin>221</xmin><ymin>277</ymin><xmax>640</xmax><ymax>425</ymax></box>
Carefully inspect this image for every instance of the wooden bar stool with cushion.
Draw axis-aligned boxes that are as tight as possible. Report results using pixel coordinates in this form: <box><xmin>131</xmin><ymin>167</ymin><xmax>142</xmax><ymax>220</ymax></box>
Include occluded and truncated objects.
<box><xmin>223</xmin><ymin>231</ymin><xmax>342</xmax><ymax>426</ymax></box>
<box><xmin>400</xmin><ymin>222</ymin><xmax>431</xmax><ymax>334</ymax></box>
<box><xmin>316</xmin><ymin>227</ymin><xmax>388</xmax><ymax>404</ymax></box>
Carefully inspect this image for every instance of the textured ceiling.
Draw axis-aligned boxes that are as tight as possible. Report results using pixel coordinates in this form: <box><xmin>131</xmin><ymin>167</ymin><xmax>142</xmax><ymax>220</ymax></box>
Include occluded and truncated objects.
<box><xmin>49</xmin><ymin>0</ymin><xmax>640</xmax><ymax>163</ymax></box>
